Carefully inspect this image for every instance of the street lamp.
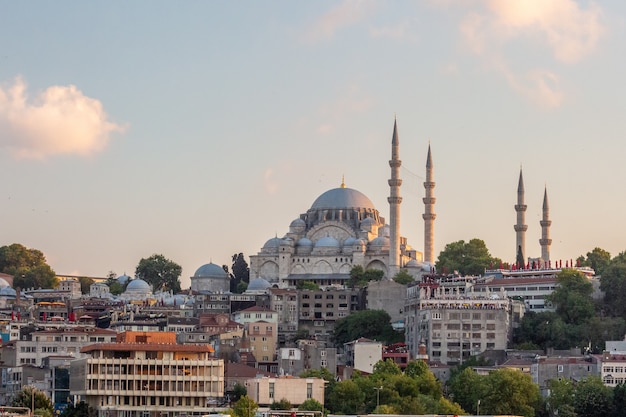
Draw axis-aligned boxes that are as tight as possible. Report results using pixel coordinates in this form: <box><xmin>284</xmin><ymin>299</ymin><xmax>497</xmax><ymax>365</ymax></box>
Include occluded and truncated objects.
<box><xmin>374</xmin><ymin>386</ymin><xmax>382</xmax><ymax>409</ymax></box>
<box><xmin>477</xmin><ymin>399</ymin><xmax>481</xmax><ymax>415</ymax></box>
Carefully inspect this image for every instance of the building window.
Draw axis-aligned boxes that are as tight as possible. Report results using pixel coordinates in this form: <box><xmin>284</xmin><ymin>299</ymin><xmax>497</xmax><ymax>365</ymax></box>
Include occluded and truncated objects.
<box><xmin>307</xmin><ymin>383</ymin><xmax>313</xmax><ymax>399</ymax></box>
<box><xmin>269</xmin><ymin>382</ymin><xmax>275</xmax><ymax>399</ymax></box>
<box><xmin>320</xmin><ymin>350</ymin><xmax>326</xmax><ymax>357</ymax></box>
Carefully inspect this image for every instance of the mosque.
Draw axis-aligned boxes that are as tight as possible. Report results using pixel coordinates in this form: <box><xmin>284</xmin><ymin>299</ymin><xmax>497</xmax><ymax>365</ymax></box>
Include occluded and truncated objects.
<box><xmin>248</xmin><ymin>120</ymin><xmax>437</xmax><ymax>288</ymax></box>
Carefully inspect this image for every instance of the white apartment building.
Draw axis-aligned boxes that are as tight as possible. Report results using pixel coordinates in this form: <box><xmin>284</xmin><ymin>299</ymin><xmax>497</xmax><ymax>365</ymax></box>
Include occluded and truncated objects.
<box><xmin>70</xmin><ymin>331</ymin><xmax>224</xmax><ymax>417</ymax></box>
<box><xmin>245</xmin><ymin>376</ymin><xmax>324</xmax><ymax>407</ymax></box>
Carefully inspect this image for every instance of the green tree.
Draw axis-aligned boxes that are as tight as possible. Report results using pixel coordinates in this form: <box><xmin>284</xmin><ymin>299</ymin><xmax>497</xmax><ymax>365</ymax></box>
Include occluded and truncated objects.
<box><xmin>297</xmin><ymin>280</ymin><xmax>319</xmax><ymax>290</ymax></box>
<box><xmin>333</xmin><ymin>310</ymin><xmax>402</xmax><ymax>346</ymax></box>
<box><xmin>298</xmin><ymin>399</ymin><xmax>324</xmax><ymax>413</ymax></box>
<box><xmin>613</xmin><ymin>383</ymin><xmax>626</xmax><ymax>417</ymax></box>
<box><xmin>573</xmin><ymin>376</ymin><xmax>613</xmax><ymax>417</ymax></box>
<box><xmin>59</xmin><ymin>401</ymin><xmax>97</xmax><ymax>417</ymax></box>
<box><xmin>349</xmin><ymin>265</ymin><xmax>384</xmax><ymax>288</ymax></box>
<box><xmin>447</xmin><ymin>367</ymin><xmax>486</xmax><ymax>414</ymax></box>
<box><xmin>270</xmin><ymin>398</ymin><xmax>292</xmax><ymax>410</ymax></box>
<box><xmin>230</xmin><ymin>383</ymin><xmax>247</xmax><ymax>403</ymax></box>
<box><xmin>579</xmin><ymin>247</ymin><xmax>611</xmax><ymax>276</ymax></box>
<box><xmin>436</xmin><ymin>239</ymin><xmax>501</xmax><ymax>276</ymax></box>
<box><xmin>547</xmin><ymin>378</ymin><xmax>575</xmax><ymax>417</ymax></box>
<box><xmin>135</xmin><ymin>254</ymin><xmax>182</xmax><ymax>293</ymax></box>
<box><xmin>230</xmin><ymin>253</ymin><xmax>250</xmax><ymax>293</ymax></box>
<box><xmin>329</xmin><ymin>380</ymin><xmax>366</xmax><ymax>414</ymax></box>
<box><xmin>481</xmin><ymin>368</ymin><xmax>542</xmax><ymax>417</ymax></box>
<box><xmin>392</xmin><ymin>269</ymin><xmax>413</xmax><ymax>285</ymax></box>
<box><xmin>373</xmin><ymin>404</ymin><xmax>399</xmax><ymax>414</ymax></box>
<box><xmin>600</xmin><ymin>252</ymin><xmax>626</xmax><ymax>317</ymax></box>
<box><xmin>0</xmin><ymin>243</ymin><xmax>57</xmax><ymax>289</ymax></box>
<box><xmin>373</xmin><ymin>358</ymin><xmax>402</xmax><ymax>376</ymax></box>
<box><xmin>547</xmin><ymin>269</ymin><xmax>595</xmax><ymax>325</ymax></box>
<box><xmin>77</xmin><ymin>276</ymin><xmax>94</xmax><ymax>294</ymax></box>
<box><xmin>232</xmin><ymin>396</ymin><xmax>258</xmax><ymax>417</ymax></box>
<box><xmin>12</xmin><ymin>386</ymin><xmax>53</xmax><ymax>417</ymax></box>
<box><xmin>105</xmin><ymin>271</ymin><xmax>124</xmax><ymax>295</ymax></box>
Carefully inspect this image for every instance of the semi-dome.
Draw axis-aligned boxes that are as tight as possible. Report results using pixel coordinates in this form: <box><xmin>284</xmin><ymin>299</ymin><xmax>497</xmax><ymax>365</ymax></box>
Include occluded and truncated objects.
<box><xmin>194</xmin><ymin>262</ymin><xmax>227</xmax><ymax>278</ymax></box>
<box><xmin>247</xmin><ymin>277</ymin><xmax>272</xmax><ymax>291</ymax></box>
<box><xmin>311</xmin><ymin>187</ymin><xmax>376</xmax><ymax>210</ymax></box>
<box><xmin>315</xmin><ymin>236</ymin><xmax>340</xmax><ymax>248</ymax></box>
<box><xmin>297</xmin><ymin>237</ymin><xmax>313</xmax><ymax>247</ymax></box>
<box><xmin>369</xmin><ymin>236</ymin><xmax>390</xmax><ymax>248</ymax></box>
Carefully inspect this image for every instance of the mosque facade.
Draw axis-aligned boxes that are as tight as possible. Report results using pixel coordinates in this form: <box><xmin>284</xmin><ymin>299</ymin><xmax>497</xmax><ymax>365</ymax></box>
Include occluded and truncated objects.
<box><xmin>249</xmin><ymin>120</ymin><xmax>435</xmax><ymax>288</ymax></box>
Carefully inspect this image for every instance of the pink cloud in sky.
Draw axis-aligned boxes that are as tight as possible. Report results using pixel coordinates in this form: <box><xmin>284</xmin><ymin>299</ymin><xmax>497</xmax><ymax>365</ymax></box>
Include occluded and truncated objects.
<box><xmin>0</xmin><ymin>77</ymin><xmax>125</xmax><ymax>159</ymax></box>
<box><xmin>303</xmin><ymin>0</ymin><xmax>378</xmax><ymax>43</ymax></box>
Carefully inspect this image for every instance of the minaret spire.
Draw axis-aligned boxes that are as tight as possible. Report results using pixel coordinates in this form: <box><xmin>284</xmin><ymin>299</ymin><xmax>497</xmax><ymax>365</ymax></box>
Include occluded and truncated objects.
<box><xmin>422</xmin><ymin>144</ymin><xmax>436</xmax><ymax>264</ymax></box>
<box><xmin>388</xmin><ymin>118</ymin><xmax>402</xmax><ymax>276</ymax></box>
<box><xmin>514</xmin><ymin>168</ymin><xmax>528</xmax><ymax>263</ymax></box>
<box><xmin>539</xmin><ymin>186</ymin><xmax>552</xmax><ymax>262</ymax></box>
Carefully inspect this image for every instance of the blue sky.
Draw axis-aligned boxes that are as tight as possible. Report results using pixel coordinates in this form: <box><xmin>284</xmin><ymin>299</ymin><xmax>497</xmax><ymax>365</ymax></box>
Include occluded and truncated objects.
<box><xmin>1</xmin><ymin>1</ymin><xmax>624</xmax><ymax>288</ymax></box>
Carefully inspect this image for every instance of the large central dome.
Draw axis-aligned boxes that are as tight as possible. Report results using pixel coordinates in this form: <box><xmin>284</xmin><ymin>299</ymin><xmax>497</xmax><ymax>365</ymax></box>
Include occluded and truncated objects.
<box><xmin>310</xmin><ymin>187</ymin><xmax>377</xmax><ymax>210</ymax></box>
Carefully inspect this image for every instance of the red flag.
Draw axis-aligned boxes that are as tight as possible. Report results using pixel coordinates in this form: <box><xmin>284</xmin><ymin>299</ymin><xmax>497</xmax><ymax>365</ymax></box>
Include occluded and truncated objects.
<box><xmin>11</xmin><ymin>311</ymin><xmax>15</xmax><ymax>321</ymax></box>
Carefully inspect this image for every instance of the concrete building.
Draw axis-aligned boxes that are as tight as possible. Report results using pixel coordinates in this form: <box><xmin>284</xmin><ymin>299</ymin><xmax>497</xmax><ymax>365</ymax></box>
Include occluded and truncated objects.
<box><xmin>405</xmin><ymin>283</ymin><xmax>524</xmax><ymax>365</ymax></box>
<box><xmin>366</xmin><ymin>280</ymin><xmax>407</xmax><ymax>328</ymax></box>
<box><xmin>70</xmin><ymin>331</ymin><xmax>224</xmax><ymax>417</ymax></box>
<box><xmin>268</xmin><ymin>288</ymin><xmax>299</xmax><ymax>343</ymax></box>
<box><xmin>245</xmin><ymin>376</ymin><xmax>325</xmax><ymax>407</ymax></box>
<box><xmin>298</xmin><ymin>288</ymin><xmax>363</xmax><ymax>338</ymax></box>
<box><xmin>344</xmin><ymin>338</ymin><xmax>382</xmax><ymax>374</ymax></box>
<box><xmin>0</xmin><ymin>326</ymin><xmax>116</xmax><ymax>367</ymax></box>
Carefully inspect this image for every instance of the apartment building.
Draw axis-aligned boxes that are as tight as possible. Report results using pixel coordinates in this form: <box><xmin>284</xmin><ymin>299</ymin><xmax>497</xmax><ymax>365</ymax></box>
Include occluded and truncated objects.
<box><xmin>70</xmin><ymin>331</ymin><xmax>224</xmax><ymax>417</ymax></box>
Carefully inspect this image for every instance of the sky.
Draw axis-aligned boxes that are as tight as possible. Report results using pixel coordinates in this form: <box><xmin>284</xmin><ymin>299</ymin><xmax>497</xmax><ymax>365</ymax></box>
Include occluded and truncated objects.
<box><xmin>1</xmin><ymin>1</ymin><xmax>625</xmax><ymax>289</ymax></box>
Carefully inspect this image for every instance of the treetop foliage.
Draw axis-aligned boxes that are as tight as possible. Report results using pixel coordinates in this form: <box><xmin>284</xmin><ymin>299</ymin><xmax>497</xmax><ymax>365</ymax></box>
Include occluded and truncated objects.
<box><xmin>436</xmin><ymin>238</ymin><xmax>502</xmax><ymax>276</ymax></box>
<box><xmin>0</xmin><ymin>243</ymin><xmax>57</xmax><ymax>289</ymax></box>
<box><xmin>135</xmin><ymin>254</ymin><xmax>182</xmax><ymax>293</ymax></box>
<box><xmin>392</xmin><ymin>269</ymin><xmax>414</xmax><ymax>285</ymax></box>
<box><xmin>229</xmin><ymin>253</ymin><xmax>250</xmax><ymax>293</ymax></box>
<box><xmin>333</xmin><ymin>310</ymin><xmax>403</xmax><ymax>346</ymax></box>
<box><xmin>349</xmin><ymin>265</ymin><xmax>384</xmax><ymax>287</ymax></box>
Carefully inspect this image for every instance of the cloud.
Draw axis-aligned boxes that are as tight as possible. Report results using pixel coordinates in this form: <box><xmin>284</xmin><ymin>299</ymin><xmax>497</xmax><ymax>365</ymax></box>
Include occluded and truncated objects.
<box><xmin>369</xmin><ymin>19</ymin><xmax>420</xmax><ymax>43</ymax></box>
<box><xmin>303</xmin><ymin>0</ymin><xmax>378</xmax><ymax>43</ymax></box>
<box><xmin>263</xmin><ymin>168</ymin><xmax>279</xmax><ymax>195</ymax></box>
<box><xmin>0</xmin><ymin>77</ymin><xmax>125</xmax><ymax>159</ymax></box>
<box><xmin>453</xmin><ymin>0</ymin><xmax>605</xmax><ymax>107</ymax></box>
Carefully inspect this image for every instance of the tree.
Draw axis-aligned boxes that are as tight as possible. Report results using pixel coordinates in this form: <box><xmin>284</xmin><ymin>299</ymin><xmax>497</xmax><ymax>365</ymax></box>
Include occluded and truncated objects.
<box><xmin>298</xmin><ymin>398</ymin><xmax>324</xmax><ymax>413</ymax></box>
<box><xmin>613</xmin><ymin>383</ymin><xmax>626</xmax><ymax>417</ymax></box>
<box><xmin>373</xmin><ymin>358</ymin><xmax>402</xmax><ymax>376</ymax></box>
<box><xmin>0</xmin><ymin>243</ymin><xmax>57</xmax><ymax>289</ymax></box>
<box><xmin>270</xmin><ymin>398</ymin><xmax>292</xmax><ymax>410</ymax></box>
<box><xmin>392</xmin><ymin>269</ymin><xmax>413</xmax><ymax>285</ymax></box>
<box><xmin>230</xmin><ymin>253</ymin><xmax>250</xmax><ymax>293</ymax></box>
<box><xmin>547</xmin><ymin>378</ymin><xmax>575</xmax><ymax>417</ymax></box>
<box><xmin>105</xmin><ymin>271</ymin><xmax>124</xmax><ymax>295</ymax></box>
<box><xmin>436</xmin><ymin>239</ymin><xmax>501</xmax><ymax>276</ymax></box>
<box><xmin>60</xmin><ymin>402</ymin><xmax>97</xmax><ymax>417</ymax></box>
<box><xmin>447</xmin><ymin>367</ymin><xmax>486</xmax><ymax>414</ymax></box>
<box><xmin>297</xmin><ymin>280</ymin><xmax>319</xmax><ymax>290</ymax></box>
<box><xmin>572</xmin><ymin>376</ymin><xmax>613</xmax><ymax>417</ymax></box>
<box><xmin>349</xmin><ymin>265</ymin><xmax>384</xmax><ymax>288</ymax></box>
<box><xmin>329</xmin><ymin>380</ymin><xmax>365</xmax><ymax>414</ymax></box>
<box><xmin>579</xmin><ymin>247</ymin><xmax>611</xmax><ymax>276</ymax></box>
<box><xmin>547</xmin><ymin>269</ymin><xmax>595</xmax><ymax>325</ymax></box>
<box><xmin>12</xmin><ymin>386</ymin><xmax>53</xmax><ymax>417</ymax></box>
<box><xmin>333</xmin><ymin>310</ymin><xmax>402</xmax><ymax>346</ymax></box>
<box><xmin>230</xmin><ymin>383</ymin><xmax>247</xmax><ymax>403</ymax></box>
<box><xmin>600</xmin><ymin>252</ymin><xmax>626</xmax><ymax>317</ymax></box>
<box><xmin>232</xmin><ymin>396</ymin><xmax>258</xmax><ymax>417</ymax></box>
<box><xmin>77</xmin><ymin>276</ymin><xmax>94</xmax><ymax>294</ymax></box>
<box><xmin>135</xmin><ymin>254</ymin><xmax>182</xmax><ymax>293</ymax></box>
<box><xmin>481</xmin><ymin>368</ymin><xmax>542</xmax><ymax>417</ymax></box>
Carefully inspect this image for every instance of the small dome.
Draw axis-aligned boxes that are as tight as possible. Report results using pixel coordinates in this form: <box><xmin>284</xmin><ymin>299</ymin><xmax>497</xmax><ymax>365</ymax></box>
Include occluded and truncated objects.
<box><xmin>263</xmin><ymin>237</ymin><xmax>282</xmax><ymax>249</ymax></box>
<box><xmin>117</xmin><ymin>274</ymin><xmax>131</xmax><ymax>285</ymax></box>
<box><xmin>0</xmin><ymin>287</ymin><xmax>16</xmax><ymax>296</ymax></box>
<box><xmin>247</xmin><ymin>278</ymin><xmax>272</xmax><ymax>291</ymax></box>
<box><xmin>289</xmin><ymin>218</ymin><xmax>306</xmax><ymax>233</ymax></box>
<box><xmin>344</xmin><ymin>237</ymin><xmax>357</xmax><ymax>246</ymax></box>
<box><xmin>126</xmin><ymin>279</ymin><xmax>151</xmax><ymax>292</ymax></box>
<box><xmin>315</xmin><ymin>236</ymin><xmax>340</xmax><ymax>248</ymax></box>
<box><xmin>194</xmin><ymin>263</ymin><xmax>228</xmax><ymax>278</ymax></box>
<box><xmin>361</xmin><ymin>217</ymin><xmax>375</xmax><ymax>227</ymax></box>
<box><xmin>297</xmin><ymin>237</ymin><xmax>313</xmax><ymax>247</ymax></box>
<box><xmin>405</xmin><ymin>259</ymin><xmax>420</xmax><ymax>268</ymax></box>
<box><xmin>0</xmin><ymin>278</ymin><xmax>9</xmax><ymax>288</ymax></box>
<box><xmin>369</xmin><ymin>236</ymin><xmax>390</xmax><ymax>248</ymax></box>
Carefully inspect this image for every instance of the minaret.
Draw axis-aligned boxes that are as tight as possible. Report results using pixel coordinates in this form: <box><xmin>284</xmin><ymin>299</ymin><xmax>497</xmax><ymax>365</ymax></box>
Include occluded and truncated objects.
<box><xmin>514</xmin><ymin>168</ymin><xmax>528</xmax><ymax>262</ymax></box>
<box><xmin>388</xmin><ymin>118</ymin><xmax>402</xmax><ymax>276</ymax></box>
<box><xmin>539</xmin><ymin>186</ymin><xmax>552</xmax><ymax>262</ymax></box>
<box><xmin>422</xmin><ymin>144</ymin><xmax>436</xmax><ymax>264</ymax></box>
